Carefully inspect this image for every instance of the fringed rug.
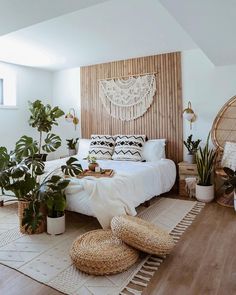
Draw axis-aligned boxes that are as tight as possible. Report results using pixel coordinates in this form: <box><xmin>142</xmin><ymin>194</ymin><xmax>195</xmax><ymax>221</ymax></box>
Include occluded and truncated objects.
<box><xmin>0</xmin><ymin>198</ymin><xmax>205</xmax><ymax>295</ymax></box>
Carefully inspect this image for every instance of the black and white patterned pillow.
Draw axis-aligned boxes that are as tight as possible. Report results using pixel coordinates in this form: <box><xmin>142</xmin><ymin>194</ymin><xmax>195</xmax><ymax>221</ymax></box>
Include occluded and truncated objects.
<box><xmin>112</xmin><ymin>135</ymin><xmax>146</xmax><ymax>161</ymax></box>
<box><xmin>89</xmin><ymin>135</ymin><xmax>115</xmax><ymax>160</ymax></box>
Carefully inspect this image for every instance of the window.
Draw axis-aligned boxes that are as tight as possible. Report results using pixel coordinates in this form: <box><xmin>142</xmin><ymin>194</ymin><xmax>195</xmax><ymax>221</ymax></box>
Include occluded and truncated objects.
<box><xmin>0</xmin><ymin>79</ymin><xmax>3</xmax><ymax>105</ymax></box>
<box><xmin>0</xmin><ymin>66</ymin><xmax>17</xmax><ymax>108</ymax></box>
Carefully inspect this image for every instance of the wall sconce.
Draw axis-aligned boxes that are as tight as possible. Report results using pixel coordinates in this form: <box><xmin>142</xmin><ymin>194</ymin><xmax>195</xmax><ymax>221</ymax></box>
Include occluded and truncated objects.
<box><xmin>183</xmin><ymin>101</ymin><xmax>196</xmax><ymax>129</ymax></box>
<box><xmin>65</xmin><ymin>108</ymin><xmax>79</xmax><ymax>130</ymax></box>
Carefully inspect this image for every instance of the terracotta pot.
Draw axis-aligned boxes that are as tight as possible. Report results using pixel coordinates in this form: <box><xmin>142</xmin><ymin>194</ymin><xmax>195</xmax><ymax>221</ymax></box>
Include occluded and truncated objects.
<box><xmin>196</xmin><ymin>184</ymin><xmax>214</xmax><ymax>203</ymax></box>
<box><xmin>18</xmin><ymin>201</ymin><xmax>46</xmax><ymax>234</ymax></box>
<box><xmin>88</xmin><ymin>162</ymin><xmax>99</xmax><ymax>171</ymax></box>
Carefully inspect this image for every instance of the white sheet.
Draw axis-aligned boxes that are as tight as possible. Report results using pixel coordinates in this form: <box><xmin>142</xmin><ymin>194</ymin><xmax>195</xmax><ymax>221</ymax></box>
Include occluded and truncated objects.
<box><xmin>45</xmin><ymin>156</ymin><xmax>176</xmax><ymax>228</ymax></box>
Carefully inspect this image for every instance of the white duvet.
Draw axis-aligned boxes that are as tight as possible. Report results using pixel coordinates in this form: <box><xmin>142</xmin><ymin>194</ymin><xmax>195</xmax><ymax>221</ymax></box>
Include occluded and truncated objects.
<box><xmin>45</xmin><ymin>157</ymin><xmax>176</xmax><ymax>228</ymax></box>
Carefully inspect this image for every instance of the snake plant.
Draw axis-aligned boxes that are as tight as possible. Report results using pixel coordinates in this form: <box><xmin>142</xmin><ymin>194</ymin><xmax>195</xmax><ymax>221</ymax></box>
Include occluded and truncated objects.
<box><xmin>196</xmin><ymin>133</ymin><xmax>216</xmax><ymax>186</ymax></box>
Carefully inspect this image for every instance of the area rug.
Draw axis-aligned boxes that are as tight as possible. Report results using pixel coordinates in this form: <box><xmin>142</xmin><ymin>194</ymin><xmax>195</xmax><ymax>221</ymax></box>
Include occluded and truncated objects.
<box><xmin>0</xmin><ymin>198</ymin><xmax>205</xmax><ymax>294</ymax></box>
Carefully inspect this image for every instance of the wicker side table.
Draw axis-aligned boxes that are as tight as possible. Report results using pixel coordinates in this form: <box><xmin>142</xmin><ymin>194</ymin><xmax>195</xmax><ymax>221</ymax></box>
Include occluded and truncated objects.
<box><xmin>178</xmin><ymin>162</ymin><xmax>198</xmax><ymax>197</ymax></box>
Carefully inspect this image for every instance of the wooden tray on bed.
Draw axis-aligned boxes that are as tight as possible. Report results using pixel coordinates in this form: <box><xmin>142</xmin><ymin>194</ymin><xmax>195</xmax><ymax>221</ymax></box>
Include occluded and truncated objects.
<box><xmin>76</xmin><ymin>169</ymin><xmax>114</xmax><ymax>178</ymax></box>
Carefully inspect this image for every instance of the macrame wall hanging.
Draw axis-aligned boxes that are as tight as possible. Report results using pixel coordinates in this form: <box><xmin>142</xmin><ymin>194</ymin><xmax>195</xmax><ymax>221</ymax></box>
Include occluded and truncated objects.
<box><xmin>99</xmin><ymin>74</ymin><xmax>157</xmax><ymax>121</ymax></box>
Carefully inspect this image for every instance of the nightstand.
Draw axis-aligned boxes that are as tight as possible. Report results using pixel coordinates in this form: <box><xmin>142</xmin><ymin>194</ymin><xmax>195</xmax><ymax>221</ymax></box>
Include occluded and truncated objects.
<box><xmin>178</xmin><ymin>162</ymin><xmax>198</xmax><ymax>197</ymax></box>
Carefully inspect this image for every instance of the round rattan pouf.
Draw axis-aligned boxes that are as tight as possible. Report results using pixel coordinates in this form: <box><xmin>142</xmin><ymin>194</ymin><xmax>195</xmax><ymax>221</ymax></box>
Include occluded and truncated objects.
<box><xmin>111</xmin><ymin>215</ymin><xmax>175</xmax><ymax>256</ymax></box>
<box><xmin>70</xmin><ymin>229</ymin><xmax>139</xmax><ymax>275</ymax></box>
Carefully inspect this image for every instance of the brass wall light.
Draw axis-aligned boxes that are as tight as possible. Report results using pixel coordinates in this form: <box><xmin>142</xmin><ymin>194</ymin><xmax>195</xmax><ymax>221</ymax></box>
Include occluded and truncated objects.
<box><xmin>65</xmin><ymin>108</ymin><xmax>79</xmax><ymax>130</ymax></box>
<box><xmin>183</xmin><ymin>101</ymin><xmax>196</xmax><ymax>129</ymax></box>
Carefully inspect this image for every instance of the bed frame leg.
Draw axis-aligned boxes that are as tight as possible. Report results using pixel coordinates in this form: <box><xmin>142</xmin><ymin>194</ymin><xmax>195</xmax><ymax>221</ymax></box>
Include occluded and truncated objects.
<box><xmin>143</xmin><ymin>200</ymin><xmax>151</xmax><ymax>207</ymax></box>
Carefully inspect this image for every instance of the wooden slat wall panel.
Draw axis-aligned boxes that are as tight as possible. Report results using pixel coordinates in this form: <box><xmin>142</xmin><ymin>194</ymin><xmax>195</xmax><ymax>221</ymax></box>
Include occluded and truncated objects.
<box><xmin>80</xmin><ymin>52</ymin><xmax>183</xmax><ymax>163</ymax></box>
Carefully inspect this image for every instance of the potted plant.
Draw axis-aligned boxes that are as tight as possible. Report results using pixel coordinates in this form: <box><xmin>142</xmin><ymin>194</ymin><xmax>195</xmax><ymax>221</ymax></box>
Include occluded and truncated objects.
<box><xmin>86</xmin><ymin>155</ymin><xmax>98</xmax><ymax>171</ymax></box>
<box><xmin>28</xmin><ymin>100</ymin><xmax>64</xmax><ymax>161</ymax></box>
<box><xmin>195</xmin><ymin>134</ymin><xmax>216</xmax><ymax>202</ymax></box>
<box><xmin>223</xmin><ymin>167</ymin><xmax>236</xmax><ymax>211</ymax></box>
<box><xmin>0</xmin><ymin>137</ymin><xmax>82</xmax><ymax>234</ymax></box>
<box><xmin>184</xmin><ymin>134</ymin><xmax>201</xmax><ymax>164</ymax></box>
<box><xmin>66</xmin><ymin>138</ymin><xmax>79</xmax><ymax>156</ymax></box>
<box><xmin>43</xmin><ymin>157</ymin><xmax>82</xmax><ymax>235</ymax></box>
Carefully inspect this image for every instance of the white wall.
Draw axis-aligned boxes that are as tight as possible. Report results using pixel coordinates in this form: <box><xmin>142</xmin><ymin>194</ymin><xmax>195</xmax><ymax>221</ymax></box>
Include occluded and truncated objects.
<box><xmin>52</xmin><ymin>68</ymin><xmax>80</xmax><ymax>158</ymax></box>
<box><xmin>182</xmin><ymin>49</ymin><xmax>236</xmax><ymax>157</ymax></box>
<box><xmin>0</xmin><ymin>61</ymin><xmax>53</xmax><ymax>151</ymax></box>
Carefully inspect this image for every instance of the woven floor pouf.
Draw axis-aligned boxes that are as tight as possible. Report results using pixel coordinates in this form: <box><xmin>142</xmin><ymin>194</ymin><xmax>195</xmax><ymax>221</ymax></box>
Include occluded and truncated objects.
<box><xmin>70</xmin><ymin>229</ymin><xmax>139</xmax><ymax>275</ymax></box>
<box><xmin>111</xmin><ymin>215</ymin><xmax>175</xmax><ymax>255</ymax></box>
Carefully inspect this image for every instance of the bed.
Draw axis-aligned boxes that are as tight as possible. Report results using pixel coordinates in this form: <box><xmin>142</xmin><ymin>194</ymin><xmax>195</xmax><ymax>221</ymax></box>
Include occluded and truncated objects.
<box><xmin>45</xmin><ymin>155</ymin><xmax>176</xmax><ymax>228</ymax></box>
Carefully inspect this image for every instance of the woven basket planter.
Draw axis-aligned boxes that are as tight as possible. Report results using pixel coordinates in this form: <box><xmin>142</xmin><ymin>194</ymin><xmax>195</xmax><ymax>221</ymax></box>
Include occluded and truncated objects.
<box><xmin>18</xmin><ymin>201</ymin><xmax>46</xmax><ymax>234</ymax></box>
<box><xmin>111</xmin><ymin>215</ymin><xmax>175</xmax><ymax>256</ymax></box>
<box><xmin>70</xmin><ymin>229</ymin><xmax>139</xmax><ymax>275</ymax></box>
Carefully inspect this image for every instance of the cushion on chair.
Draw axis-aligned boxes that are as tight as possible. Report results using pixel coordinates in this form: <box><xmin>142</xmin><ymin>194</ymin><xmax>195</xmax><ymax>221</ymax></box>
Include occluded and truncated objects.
<box><xmin>221</xmin><ymin>141</ymin><xmax>236</xmax><ymax>171</ymax></box>
<box><xmin>70</xmin><ymin>229</ymin><xmax>139</xmax><ymax>275</ymax></box>
<box><xmin>111</xmin><ymin>215</ymin><xmax>175</xmax><ymax>255</ymax></box>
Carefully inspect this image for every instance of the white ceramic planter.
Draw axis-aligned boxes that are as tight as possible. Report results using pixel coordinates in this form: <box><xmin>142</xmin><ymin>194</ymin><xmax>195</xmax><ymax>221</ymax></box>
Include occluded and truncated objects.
<box><xmin>196</xmin><ymin>184</ymin><xmax>214</xmax><ymax>203</ymax></box>
<box><xmin>68</xmin><ymin>149</ymin><xmax>76</xmax><ymax>156</ymax></box>
<box><xmin>186</xmin><ymin>153</ymin><xmax>195</xmax><ymax>164</ymax></box>
<box><xmin>47</xmin><ymin>215</ymin><xmax>65</xmax><ymax>235</ymax></box>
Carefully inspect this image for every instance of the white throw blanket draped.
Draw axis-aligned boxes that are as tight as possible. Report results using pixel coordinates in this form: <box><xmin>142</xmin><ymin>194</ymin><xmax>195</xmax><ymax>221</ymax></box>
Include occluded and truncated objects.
<box><xmin>45</xmin><ymin>158</ymin><xmax>176</xmax><ymax>229</ymax></box>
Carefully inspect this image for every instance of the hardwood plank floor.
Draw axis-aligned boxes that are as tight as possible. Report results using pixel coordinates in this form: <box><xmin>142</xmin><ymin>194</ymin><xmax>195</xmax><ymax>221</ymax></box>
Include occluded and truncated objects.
<box><xmin>0</xmin><ymin>201</ymin><xmax>235</xmax><ymax>295</ymax></box>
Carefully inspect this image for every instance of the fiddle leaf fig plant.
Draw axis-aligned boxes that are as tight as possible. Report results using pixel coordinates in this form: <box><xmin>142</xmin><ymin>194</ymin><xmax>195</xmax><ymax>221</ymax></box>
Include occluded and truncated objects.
<box><xmin>28</xmin><ymin>100</ymin><xmax>64</xmax><ymax>155</ymax></box>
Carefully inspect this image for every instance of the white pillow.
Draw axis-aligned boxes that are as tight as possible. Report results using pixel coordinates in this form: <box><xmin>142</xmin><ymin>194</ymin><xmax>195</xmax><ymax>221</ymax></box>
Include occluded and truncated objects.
<box><xmin>77</xmin><ymin>139</ymin><xmax>91</xmax><ymax>159</ymax></box>
<box><xmin>221</xmin><ymin>141</ymin><xmax>236</xmax><ymax>170</ymax></box>
<box><xmin>142</xmin><ymin>139</ymin><xmax>166</xmax><ymax>162</ymax></box>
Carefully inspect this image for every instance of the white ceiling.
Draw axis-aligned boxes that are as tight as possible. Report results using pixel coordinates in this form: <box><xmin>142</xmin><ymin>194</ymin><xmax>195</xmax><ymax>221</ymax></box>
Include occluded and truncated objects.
<box><xmin>0</xmin><ymin>0</ymin><xmax>196</xmax><ymax>70</ymax></box>
<box><xmin>160</xmin><ymin>0</ymin><xmax>236</xmax><ymax>66</ymax></box>
<box><xmin>0</xmin><ymin>0</ymin><xmax>109</xmax><ymax>36</ymax></box>
<box><xmin>1</xmin><ymin>0</ymin><xmax>235</xmax><ymax>70</ymax></box>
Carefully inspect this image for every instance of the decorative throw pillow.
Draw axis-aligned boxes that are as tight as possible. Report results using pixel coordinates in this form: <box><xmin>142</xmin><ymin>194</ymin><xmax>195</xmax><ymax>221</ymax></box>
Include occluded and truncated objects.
<box><xmin>112</xmin><ymin>135</ymin><xmax>146</xmax><ymax>161</ymax></box>
<box><xmin>142</xmin><ymin>139</ymin><xmax>166</xmax><ymax>161</ymax></box>
<box><xmin>221</xmin><ymin>141</ymin><xmax>236</xmax><ymax>170</ymax></box>
<box><xmin>88</xmin><ymin>135</ymin><xmax>115</xmax><ymax>160</ymax></box>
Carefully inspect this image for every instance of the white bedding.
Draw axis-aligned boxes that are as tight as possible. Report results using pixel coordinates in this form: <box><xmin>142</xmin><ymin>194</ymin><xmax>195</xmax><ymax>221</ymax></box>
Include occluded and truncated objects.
<box><xmin>45</xmin><ymin>156</ymin><xmax>176</xmax><ymax>228</ymax></box>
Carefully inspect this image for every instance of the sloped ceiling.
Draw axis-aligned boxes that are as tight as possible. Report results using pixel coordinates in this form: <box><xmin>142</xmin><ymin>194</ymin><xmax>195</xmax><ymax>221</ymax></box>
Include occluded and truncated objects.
<box><xmin>0</xmin><ymin>0</ymin><xmax>109</xmax><ymax>36</ymax></box>
<box><xmin>0</xmin><ymin>0</ymin><xmax>196</xmax><ymax>70</ymax></box>
<box><xmin>160</xmin><ymin>0</ymin><xmax>236</xmax><ymax>66</ymax></box>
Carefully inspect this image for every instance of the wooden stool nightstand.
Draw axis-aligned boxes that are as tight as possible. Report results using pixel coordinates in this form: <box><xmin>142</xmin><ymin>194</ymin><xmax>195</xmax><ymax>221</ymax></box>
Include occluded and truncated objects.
<box><xmin>178</xmin><ymin>162</ymin><xmax>198</xmax><ymax>197</ymax></box>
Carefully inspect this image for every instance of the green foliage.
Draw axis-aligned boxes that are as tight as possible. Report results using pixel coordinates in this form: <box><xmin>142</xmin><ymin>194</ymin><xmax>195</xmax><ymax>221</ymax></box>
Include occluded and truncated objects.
<box><xmin>0</xmin><ymin>139</ymin><xmax>82</xmax><ymax>230</ymax></box>
<box><xmin>15</xmin><ymin>136</ymin><xmax>38</xmax><ymax>158</ymax></box>
<box><xmin>61</xmin><ymin>157</ymin><xmax>83</xmax><ymax>176</ymax></box>
<box><xmin>66</xmin><ymin>138</ymin><xmax>79</xmax><ymax>149</ymax></box>
<box><xmin>86</xmin><ymin>155</ymin><xmax>97</xmax><ymax>163</ymax></box>
<box><xmin>28</xmin><ymin>100</ymin><xmax>64</xmax><ymax>154</ymax></box>
<box><xmin>28</xmin><ymin>100</ymin><xmax>64</xmax><ymax>133</ymax></box>
<box><xmin>196</xmin><ymin>133</ymin><xmax>216</xmax><ymax>186</ymax></box>
<box><xmin>184</xmin><ymin>134</ymin><xmax>201</xmax><ymax>154</ymax></box>
<box><xmin>42</xmin><ymin>133</ymin><xmax>61</xmax><ymax>153</ymax></box>
<box><xmin>223</xmin><ymin>167</ymin><xmax>236</xmax><ymax>195</ymax></box>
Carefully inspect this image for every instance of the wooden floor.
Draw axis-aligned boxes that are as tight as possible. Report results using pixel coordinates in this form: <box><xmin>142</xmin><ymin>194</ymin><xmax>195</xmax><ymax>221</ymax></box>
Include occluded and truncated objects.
<box><xmin>0</xmin><ymin>201</ymin><xmax>236</xmax><ymax>295</ymax></box>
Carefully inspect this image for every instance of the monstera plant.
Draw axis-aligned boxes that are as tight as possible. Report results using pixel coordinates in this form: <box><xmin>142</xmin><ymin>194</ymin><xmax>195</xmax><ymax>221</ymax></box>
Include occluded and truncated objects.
<box><xmin>28</xmin><ymin>100</ymin><xmax>64</xmax><ymax>160</ymax></box>
<box><xmin>0</xmin><ymin>137</ymin><xmax>83</xmax><ymax>234</ymax></box>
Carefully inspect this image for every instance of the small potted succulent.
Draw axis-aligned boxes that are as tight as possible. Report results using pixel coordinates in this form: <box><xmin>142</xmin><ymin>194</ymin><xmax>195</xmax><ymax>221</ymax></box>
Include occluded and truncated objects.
<box><xmin>195</xmin><ymin>134</ymin><xmax>216</xmax><ymax>203</ymax></box>
<box><xmin>86</xmin><ymin>155</ymin><xmax>98</xmax><ymax>171</ymax></box>
<box><xmin>66</xmin><ymin>138</ymin><xmax>79</xmax><ymax>156</ymax></box>
<box><xmin>223</xmin><ymin>167</ymin><xmax>236</xmax><ymax>211</ymax></box>
<box><xmin>184</xmin><ymin>134</ymin><xmax>201</xmax><ymax>164</ymax></box>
